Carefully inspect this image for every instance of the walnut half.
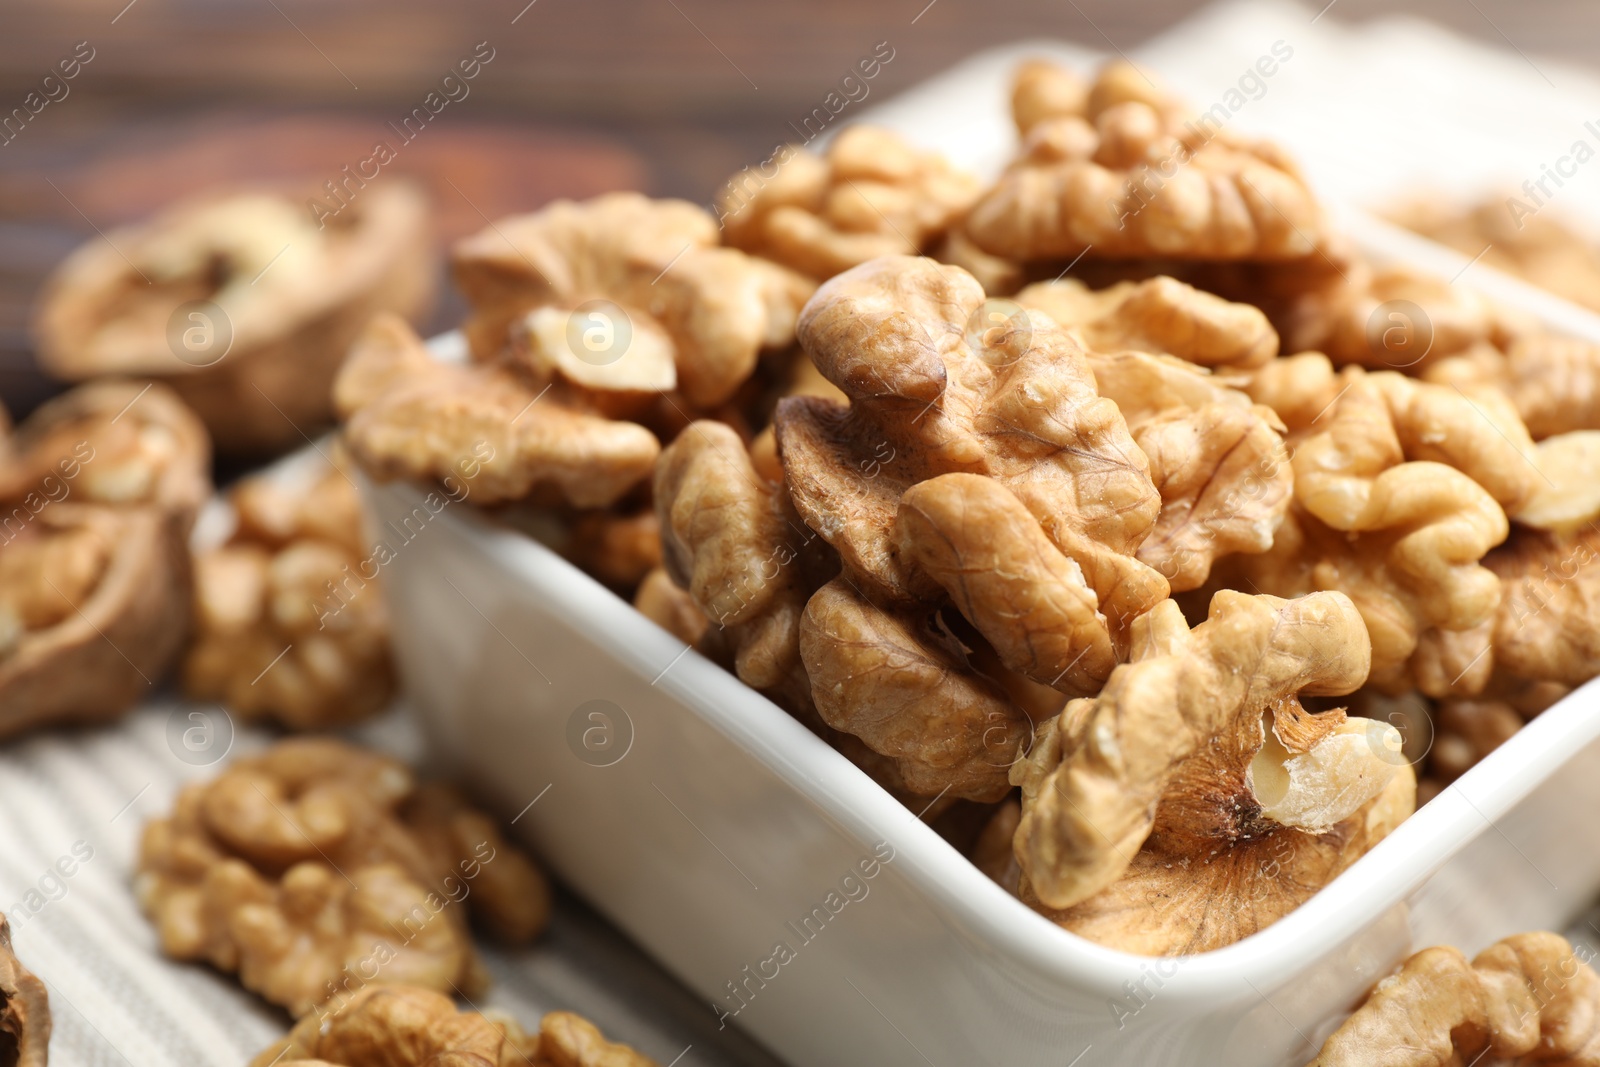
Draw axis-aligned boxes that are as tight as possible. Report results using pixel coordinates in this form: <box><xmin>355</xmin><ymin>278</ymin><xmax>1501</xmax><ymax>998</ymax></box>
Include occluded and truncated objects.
<box><xmin>136</xmin><ymin>739</ymin><xmax>550</xmax><ymax>1017</ymax></box>
<box><xmin>0</xmin><ymin>913</ymin><xmax>49</xmax><ymax>1067</ymax></box>
<box><xmin>1011</xmin><ymin>591</ymin><xmax>1413</xmax><ymax>955</ymax></box>
<box><xmin>1307</xmin><ymin>932</ymin><xmax>1600</xmax><ymax>1065</ymax></box>
<box><xmin>253</xmin><ymin>984</ymin><xmax>660</xmax><ymax>1067</ymax></box>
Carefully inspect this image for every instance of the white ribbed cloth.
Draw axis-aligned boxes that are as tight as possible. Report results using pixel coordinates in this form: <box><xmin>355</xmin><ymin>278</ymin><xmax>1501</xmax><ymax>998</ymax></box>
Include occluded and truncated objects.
<box><xmin>0</xmin><ymin>701</ymin><xmax>780</xmax><ymax>1067</ymax></box>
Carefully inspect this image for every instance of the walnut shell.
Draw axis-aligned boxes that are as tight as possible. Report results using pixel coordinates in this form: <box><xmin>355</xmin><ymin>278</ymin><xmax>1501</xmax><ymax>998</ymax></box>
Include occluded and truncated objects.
<box><xmin>34</xmin><ymin>184</ymin><xmax>435</xmax><ymax>455</ymax></box>
<box><xmin>0</xmin><ymin>504</ymin><xmax>188</xmax><ymax>736</ymax></box>
<box><xmin>0</xmin><ymin>913</ymin><xmax>49</xmax><ymax>1067</ymax></box>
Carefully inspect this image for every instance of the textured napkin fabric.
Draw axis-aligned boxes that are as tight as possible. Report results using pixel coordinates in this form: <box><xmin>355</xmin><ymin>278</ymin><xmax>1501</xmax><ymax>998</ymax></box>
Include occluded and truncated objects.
<box><xmin>0</xmin><ymin>702</ymin><xmax>780</xmax><ymax>1067</ymax></box>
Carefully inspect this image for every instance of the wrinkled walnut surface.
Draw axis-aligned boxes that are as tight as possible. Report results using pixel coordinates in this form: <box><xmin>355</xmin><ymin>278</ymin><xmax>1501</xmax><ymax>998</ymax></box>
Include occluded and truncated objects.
<box><xmin>453</xmin><ymin>191</ymin><xmax>813</xmax><ymax>408</ymax></box>
<box><xmin>254</xmin><ymin>984</ymin><xmax>660</xmax><ymax>1067</ymax></box>
<box><xmin>184</xmin><ymin>449</ymin><xmax>394</xmax><ymax>730</ymax></box>
<box><xmin>0</xmin><ymin>381</ymin><xmax>205</xmax><ymax>737</ymax></box>
<box><xmin>0</xmin><ymin>506</ymin><xmax>187</xmax><ymax>737</ymax></box>
<box><xmin>1426</xmin><ymin>334</ymin><xmax>1600</xmax><ymax>440</ymax></box>
<box><xmin>33</xmin><ymin>185</ymin><xmax>436</xmax><ymax>454</ymax></box>
<box><xmin>1307</xmin><ymin>932</ymin><xmax>1600</xmax><ymax>1066</ymax></box>
<box><xmin>137</xmin><ymin>739</ymin><xmax>549</xmax><ymax>1016</ymax></box>
<box><xmin>0</xmin><ymin>913</ymin><xmax>49</xmax><ymax>1067</ymax></box>
<box><xmin>1012</xmin><ymin>591</ymin><xmax>1411</xmax><ymax>954</ymax></box>
<box><xmin>773</xmin><ymin>255</ymin><xmax>1168</xmax><ymax>798</ymax></box>
<box><xmin>1018</xmin><ymin>276</ymin><xmax>1292</xmax><ymax>590</ymax></box>
<box><xmin>964</xmin><ymin>60</ymin><xmax>1328</xmax><ymax>263</ymax></box>
<box><xmin>336</xmin><ymin>313</ymin><xmax>661</xmax><ymax>509</ymax></box>
<box><xmin>718</xmin><ymin>126</ymin><xmax>980</xmax><ymax>281</ymax></box>
<box><xmin>1230</xmin><ymin>365</ymin><xmax>1519</xmax><ymax>690</ymax></box>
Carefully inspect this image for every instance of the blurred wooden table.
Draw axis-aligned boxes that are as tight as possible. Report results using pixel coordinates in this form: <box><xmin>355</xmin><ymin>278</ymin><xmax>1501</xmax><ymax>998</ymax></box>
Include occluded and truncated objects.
<box><xmin>1</xmin><ymin>0</ymin><xmax>1597</xmax><ymax>417</ymax></box>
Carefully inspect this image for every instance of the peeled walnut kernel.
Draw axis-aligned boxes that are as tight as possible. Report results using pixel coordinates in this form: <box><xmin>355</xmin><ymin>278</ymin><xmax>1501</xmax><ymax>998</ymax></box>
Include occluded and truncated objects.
<box><xmin>772</xmin><ymin>256</ymin><xmax>1167</xmax><ymax>799</ymax></box>
<box><xmin>336</xmin><ymin>313</ymin><xmax>660</xmax><ymax>508</ymax></box>
<box><xmin>964</xmin><ymin>60</ymin><xmax>1328</xmax><ymax>264</ymax></box>
<box><xmin>718</xmin><ymin>126</ymin><xmax>981</xmax><ymax>281</ymax></box>
<box><xmin>1018</xmin><ymin>278</ymin><xmax>1293</xmax><ymax>591</ymax></box>
<box><xmin>1011</xmin><ymin>591</ymin><xmax>1412</xmax><ymax>955</ymax></box>
<box><xmin>1283</xmin><ymin>263</ymin><xmax>1524</xmax><ymax>371</ymax></box>
<box><xmin>655</xmin><ymin>419</ymin><xmax>822</xmax><ymax>693</ymax></box>
<box><xmin>777</xmin><ymin>256</ymin><xmax>1165</xmax><ymax>624</ymax></box>
<box><xmin>34</xmin><ymin>185</ymin><xmax>435</xmax><ymax>454</ymax></box>
<box><xmin>632</xmin><ymin>566</ymin><xmax>710</xmax><ymax>648</ymax></box>
<box><xmin>0</xmin><ymin>913</ymin><xmax>49</xmax><ymax>1067</ymax></box>
<box><xmin>1232</xmin><ymin>366</ymin><xmax>1517</xmax><ymax>688</ymax></box>
<box><xmin>184</xmin><ymin>450</ymin><xmax>393</xmax><ymax>730</ymax></box>
<box><xmin>453</xmin><ymin>191</ymin><xmax>813</xmax><ymax>408</ymax></box>
<box><xmin>136</xmin><ymin>739</ymin><xmax>550</xmax><ymax>1016</ymax></box>
<box><xmin>1482</xmin><ymin>525</ymin><xmax>1600</xmax><ymax>689</ymax></box>
<box><xmin>254</xmin><ymin>985</ymin><xmax>660</xmax><ymax>1067</ymax></box>
<box><xmin>1427</xmin><ymin>333</ymin><xmax>1600</xmax><ymax>440</ymax></box>
<box><xmin>1306</xmin><ymin>932</ymin><xmax>1600</xmax><ymax>1066</ymax></box>
<box><xmin>1018</xmin><ymin>275</ymin><xmax>1279</xmax><ymax>370</ymax></box>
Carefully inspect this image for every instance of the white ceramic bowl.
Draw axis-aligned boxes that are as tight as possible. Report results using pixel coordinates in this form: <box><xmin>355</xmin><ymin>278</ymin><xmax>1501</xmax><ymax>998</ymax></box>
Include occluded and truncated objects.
<box><xmin>368</xmin><ymin>469</ymin><xmax>1600</xmax><ymax>1067</ymax></box>
<box><xmin>364</xmin><ymin>42</ymin><xmax>1600</xmax><ymax>1067</ymax></box>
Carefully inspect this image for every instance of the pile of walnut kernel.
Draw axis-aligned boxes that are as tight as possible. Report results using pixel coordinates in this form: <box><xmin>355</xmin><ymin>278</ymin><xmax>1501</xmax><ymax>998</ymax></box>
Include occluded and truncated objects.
<box><xmin>330</xmin><ymin>56</ymin><xmax>1600</xmax><ymax>964</ymax></box>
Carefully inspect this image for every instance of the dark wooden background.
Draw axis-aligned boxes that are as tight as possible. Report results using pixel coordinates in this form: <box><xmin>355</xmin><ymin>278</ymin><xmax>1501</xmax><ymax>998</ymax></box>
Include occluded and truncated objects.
<box><xmin>2</xmin><ymin>0</ymin><xmax>1595</xmax><ymax>417</ymax></box>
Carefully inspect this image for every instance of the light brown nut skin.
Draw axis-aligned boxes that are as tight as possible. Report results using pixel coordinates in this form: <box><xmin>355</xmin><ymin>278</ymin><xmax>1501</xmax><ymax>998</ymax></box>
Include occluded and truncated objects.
<box><xmin>1011</xmin><ymin>591</ymin><xmax>1413</xmax><ymax>954</ymax></box>
<box><xmin>33</xmin><ymin>185</ymin><xmax>435</xmax><ymax>455</ymax></box>
<box><xmin>1235</xmin><ymin>367</ymin><xmax>1514</xmax><ymax>688</ymax></box>
<box><xmin>1429</xmin><ymin>698</ymin><xmax>1525</xmax><ymax>782</ymax></box>
<box><xmin>1018</xmin><ymin>275</ymin><xmax>1279</xmax><ymax>371</ymax></box>
<box><xmin>893</xmin><ymin>473</ymin><xmax>1115</xmax><ymax>694</ymax></box>
<box><xmin>718</xmin><ymin>126</ymin><xmax>982</xmax><ymax>283</ymax></box>
<box><xmin>633</xmin><ymin>567</ymin><xmax>710</xmax><ymax>648</ymax></box>
<box><xmin>1282</xmin><ymin>264</ymin><xmax>1517</xmax><ymax>372</ymax></box>
<box><xmin>1015</xmin><ymin>277</ymin><xmax>1293</xmax><ymax>590</ymax></box>
<box><xmin>1484</xmin><ymin>525</ymin><xmax>1600</xmax><ymax>689</ymax></box>
<box><xmin>0</xmin><ymin>913</ymin><xmax>50</xmax><ymax>1067</ymax></box>
<box><xmin>1305</xmin><ymin>932</ymin><xmax>1600</xmax><ymax>1067</ymax></box>
<box><xmin>137</xmin><ymin>739</ymin><xmax>549</xmax><ymax>1017</ymax></box>
<box><xmin>453</xmin><ymin>191</ymin><xmax>812</xmax><ymax>409</ymax></box>
<box><xmin>401</xmin><ymin>783</ymin><xmax>552</xmax><ymax>946</ymax></box>
<box><xmin>184</xmin><ymin>452</ymin><xmax>393</xmax><ymax>731</ymax></box>
<box><xmin>654</xmin><ymin>420</ymin><xmax>823</xmax><ymax>692</ymax></box>
<box><xmin>777</xmin><ymin>255</ymin><xmax>1166</xmax><ymax>628</ymax></box>
<box><xmin>254</xmin><ymin>985</ymin><xmax>661</xmax><ymax>1067</ymax></box>
<box><xmin>0</xmin><ymin>378</ymin><xmax>211</xmax><ymax>535</ymax></box>
<box><xmin>1426</xmin><ymin>334</ymin><xmax>1600</xmax><ymax>440</ymax></box>
<box><xmin>336</xmin><ymin>313</ymin><xmax>661</xmax><ymax>509</ymax></box>
<box><xmin>800</xmin><ymin>577</ymin><xmax>1029</xmax><ymax>801</ymax></box>
<box><xmin>965</xmin><ymin>60</ymin><xmax>1326</xmax><ymax>264</ymax></box>
<box><xmin>556</xmin><ymin>508</ymin><xmax>662</xmax><ymax>592</ymax></box>
<box><xmin>0</xmin><ymin>505</ymin><xmax>188</xmax><ymax>738</ymax></box>
<box><xmin>1011</xmin><ymin>59</ymin><xmax>1089</xmax><ymax>136</ymax></box>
